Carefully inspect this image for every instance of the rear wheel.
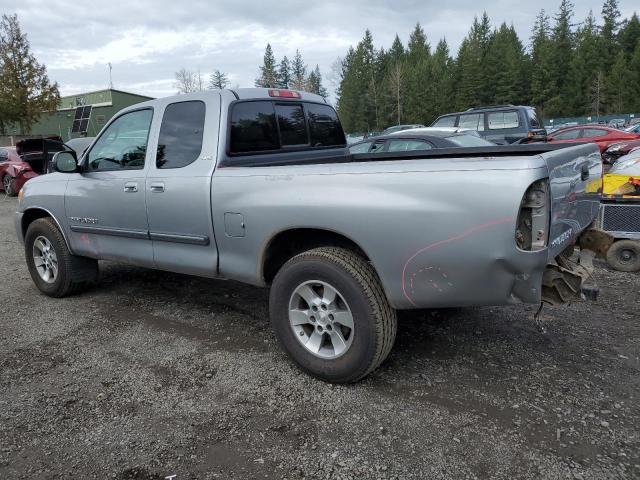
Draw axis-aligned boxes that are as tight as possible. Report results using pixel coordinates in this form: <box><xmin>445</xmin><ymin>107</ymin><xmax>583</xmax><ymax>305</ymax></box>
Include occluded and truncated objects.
<box><xmin>3</xmin><ymin>175</ymin><xmax>16</xmax><ymax>196</ymax></box>
<box><xmin>606</xmin><ymin>240</ymin><xmax>640</xmax><ymax>272</ymax></box>
<box><xmin>269</xmin><ymin>247</ymin><xmax>397</xmax><ymax>383</ymax></box>
<box><xmin>25</xmin><ymin>218</ymin><xmax>99</xmax><ymax>297</ymax></box>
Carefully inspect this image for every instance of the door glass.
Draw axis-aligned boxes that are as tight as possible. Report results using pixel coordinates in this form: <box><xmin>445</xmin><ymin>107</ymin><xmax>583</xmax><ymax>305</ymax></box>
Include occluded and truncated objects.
<box><xmin>553</xmin><ymin>129</ymin><xmax>581</xmax><ymax>140</ymax></box>
<box><xmin>370</xmin><ymin>142</ymin><xmax>386</xmax><ymax>153</ymax></box>
<box><xmin>433</xmin><ymin>116</ymin><xmax>456</xmax><ymax>127</ymax></box>
<box><xmin>387</xmin><ymin>140</ymin><xmax>432</xmax><ymax>152</ymax></box>
<box><xmin>582</xmin><ymin>128</ymin><xmax>608</xmax><ymax>138</ymax></box>
<box><xmin>156</xmin><ymin>101</ymin><xmax>205</xmax><ymax>169</ymax></box>
<box><xmin>349</xmin><ymin>142</ymin><xmax>372</xmax><ymax>153</ymax></box>
<box><xmin>458</xmin><ymin>114</ymin><xmax>484</xmax><ymax>131</ymax></box>
<box><xmin>86</xmin><ymin>109</ymin><xmax>153</xmax><ymax>171</ymax></box>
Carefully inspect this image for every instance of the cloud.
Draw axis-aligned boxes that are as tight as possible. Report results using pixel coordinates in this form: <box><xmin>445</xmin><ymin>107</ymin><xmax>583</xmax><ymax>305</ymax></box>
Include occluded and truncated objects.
<box><xmin>2</xmin><ymin>0</ymin><xmax>637</xmax><ymax>99</ymax></box>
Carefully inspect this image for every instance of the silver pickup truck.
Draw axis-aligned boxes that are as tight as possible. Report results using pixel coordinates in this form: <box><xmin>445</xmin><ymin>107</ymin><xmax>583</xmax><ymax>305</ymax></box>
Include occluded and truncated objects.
<box><xmin>15</xmin><ymin>88</ymin><xmax>604</xmax><ymax>383</ymax></box>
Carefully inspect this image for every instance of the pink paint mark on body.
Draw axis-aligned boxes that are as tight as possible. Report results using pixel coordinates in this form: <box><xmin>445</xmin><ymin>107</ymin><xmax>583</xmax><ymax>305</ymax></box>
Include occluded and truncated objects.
<box><xmin>401</xmin><ymin>216</ymin><xmax>516</xmax><ymax>306</ymax></box>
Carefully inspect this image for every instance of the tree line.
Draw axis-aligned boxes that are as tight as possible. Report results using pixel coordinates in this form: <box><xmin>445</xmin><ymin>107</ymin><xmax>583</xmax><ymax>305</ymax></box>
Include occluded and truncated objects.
<box><xmin>335</xmin><ymin>0</ymin><xmax>640</xmax><ymax>133</ymax></box>
<box><xmin>255</xmin><ymin>44</ymin><xmax>328</xmax><ymax>98</ymax></box>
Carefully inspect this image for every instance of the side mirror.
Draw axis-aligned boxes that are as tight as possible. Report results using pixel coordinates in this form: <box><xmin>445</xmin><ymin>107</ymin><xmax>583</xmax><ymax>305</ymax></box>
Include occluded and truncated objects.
<box><xmin>53</xmin><ymin>151</ymin><xmax>78</xmax><ymax>173</ymax></box>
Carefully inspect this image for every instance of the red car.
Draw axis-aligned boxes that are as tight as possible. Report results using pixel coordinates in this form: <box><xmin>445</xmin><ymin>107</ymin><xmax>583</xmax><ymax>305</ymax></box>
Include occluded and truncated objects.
<box><xmin>0</xmin><ymin>137</ymin><xmax>66</xmax><ymax>196</ymax></box>
<box><xmin>547</xmin><ymin>125</ymin><xmax>640</xmax><ymax>153</ymax></box>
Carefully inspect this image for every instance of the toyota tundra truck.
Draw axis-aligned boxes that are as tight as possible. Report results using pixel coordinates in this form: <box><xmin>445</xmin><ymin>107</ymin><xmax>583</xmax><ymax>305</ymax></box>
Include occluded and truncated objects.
<box><xmin>15</xmin><ymin>88</ymin><xmax>604</xmax><ymax>383</ymax></box>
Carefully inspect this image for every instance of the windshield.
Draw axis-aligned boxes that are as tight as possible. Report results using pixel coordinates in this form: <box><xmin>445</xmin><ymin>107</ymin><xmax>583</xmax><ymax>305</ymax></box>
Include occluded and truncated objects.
<box><xmin>445</xmin><ymin>134</ymin><xmax>495</xmax><ymax>147</ymax></box>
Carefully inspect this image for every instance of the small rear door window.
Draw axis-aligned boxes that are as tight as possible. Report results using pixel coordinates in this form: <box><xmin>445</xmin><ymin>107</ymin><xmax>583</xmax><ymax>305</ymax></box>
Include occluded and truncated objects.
<box><xmin>230</xmin><ymin>101</ymin><xmax>279</xmax><ymax>154</ymax></box>
<box><xmin>275</xmin><ymin>103</ymin><xmax>308</xmax><ymax>146</ymax></box>
<box><xmin>157</xmin><ymin>101</ymin><xmax>206</xmax><ymax>168</ymax></box>
<box><xmin>488</xmin><ymin>111</ymin><xmax>520</xmax><ymax>130</ymax></box>
<box><xmin>433</xmin><ymin>115</ymin><xmax>456</xmax><ymax>127</ymax></box>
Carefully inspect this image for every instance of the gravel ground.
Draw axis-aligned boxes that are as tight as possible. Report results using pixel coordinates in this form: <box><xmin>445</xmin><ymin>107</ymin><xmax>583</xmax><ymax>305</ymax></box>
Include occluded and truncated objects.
<box><xmin>0</xmin><ymin>195</ymin><xmax>638</xmax><ymax>479</ymax></box>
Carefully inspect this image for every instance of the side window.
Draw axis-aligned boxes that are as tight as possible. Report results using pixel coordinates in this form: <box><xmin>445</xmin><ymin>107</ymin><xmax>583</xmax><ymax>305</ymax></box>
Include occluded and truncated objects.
<box><xmin>156</xmin><ymin>101</ymin><xmax>205</xmax><ymax>169</ymax></box>
<box><xmin>349</xmin><ymin>141</ymin><xmax>372</xmax><ymax>154</ymax></box>
<box><xmin>307</xmin><ymin>103</ymin><xmax>346</xmax><ymax>147</ymax></box>
<box><xmin>553</xmin><ymin>129</ymin><xmax>581</xmax><ymax>140</ymax></box>
<box><xmin>458</xmin><ymin>114</ymin><xmax>484</xmax><ymax>131</ymax></box>
<box><xmin>582</xmin><ymin>128</ymin><xmax>608</xmax><ymax>138</ymax></box>
<box><xmin>275</xmin><ymin>103</ymin><xmax>308</xmax><ymax>147</ymax></box>
<box><xmin>387</xmin><ymin>139</ymin><xmax>432</xmax><ymax>152</ymax></box>
<box><xmin>370</xmin><ymin>141</ymin><xmax>386</xmax><ymax>153</ymax></box>
<box><xmin>527</xmin><ymin>109</ymin><xmax>541</xmax><ymax>128</ymax></box>
<box><xmin>86</xmin><ymin>109</ymin><xmax>153</xmax><ymax>171</ymax></box>
<box><xmin>488</xmin><ymin>111</ymin><xmax>520</xmax><ymax>130</ymax></box>
<box><xmin>433</xmin><ymin>115</ymin><xmax>456</xmax><ymax>127</ymax></box>
<box><xmin>230</xmin><ymin>101</ymin><xmax>278</xmax><ymax>154</ymax></box>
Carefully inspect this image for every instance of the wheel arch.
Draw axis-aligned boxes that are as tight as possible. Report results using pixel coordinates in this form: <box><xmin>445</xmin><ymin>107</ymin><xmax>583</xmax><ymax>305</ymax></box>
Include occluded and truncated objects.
<box><xmin>261</xmin><ymin>227</ymin><xmax>376</xmax><ymax>284</ymax></box>
<box><xmin>21</xmin><ymin>207</ymin><xmax>72</xmax><ymax>252</ymax></box>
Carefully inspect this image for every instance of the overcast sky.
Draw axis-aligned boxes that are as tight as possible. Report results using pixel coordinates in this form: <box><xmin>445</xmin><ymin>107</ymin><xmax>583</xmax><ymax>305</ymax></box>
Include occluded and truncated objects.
<box><xmin>3</xmin><ymin>0</ymin><xmax>638</xmax><ymax>101</ymax></box>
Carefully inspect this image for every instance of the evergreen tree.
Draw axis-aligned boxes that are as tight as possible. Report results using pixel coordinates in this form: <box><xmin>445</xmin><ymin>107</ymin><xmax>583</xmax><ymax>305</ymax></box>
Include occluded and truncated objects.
<box><xmin>568</xmin><ymin>11</ymin><xmax>601</xmax><ymax>115</ymax></box>
<box><xmin>529</xmin><ymin>10</ymin><xmax>554</xmax><ymax>118</ymax></box>
<box><xmin>208</xmin><ymin>70</ymin><xmax>229</xmax><ymax>90</ymax></box>
<box><xmin>454</xmin><ymin>13</ymin><xmax>492</xmax><ymax>109</ymax></box>
<box><xmin>546</xmin><ymin>0</ymin><xmax>575</xmax><ymax>116</ymax></box>
<box><xmin>307</xmin><ymin>65</ymin><xmax>328</xmax><ymax>98</ymax></box>
<box><xmin>0</xmin><ymin>14</ymin><xmax>59</xmax><ymax>134</ymax></box>
<box><xmin>606</xmin><ymin>50</ymin><xmax>633</xmax><ymax>114</ymax></box>
<box><xmin>484</xmin><ymin>23</ymin><xmax>529</xmax><ymax>105</ymax></box>
<box><xmin>278</xmin><ymin>56</ymin><xmax>291</xmax><ymax>88</ymax></box>
<box><xmin>255</xmin><ymin>43</ymin><xmax>278</xmax><ymax>88</ymax></box>
<box><xmin>404</xmin><ymin>23</ymin><xmax>432</xmax><ymax>123</ymax></box>
<box><xmin>429</xmin><ymin>39</ymin><xmax>453</xmax><ymax>124</ymax></box>
<box><xmin>290</xmin><ymin>50</ymin><xmax>307</xmax><ymax>90</ymax></box>
<box><xmin>618</xmin><ymin>13</ymin><xmax>640</xmax><ymax>56</ymax></box>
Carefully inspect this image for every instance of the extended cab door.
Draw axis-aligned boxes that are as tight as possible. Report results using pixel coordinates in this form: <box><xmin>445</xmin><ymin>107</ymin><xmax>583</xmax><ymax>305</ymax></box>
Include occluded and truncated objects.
<box><xmin>145</xmin><ymin>95</ymin><xmax>220</xmax><ymax>277</ymax></box>
<box><xmin>64</xmin><ymin>108</ymin><xmax>155</xmax><ymax>266</ymax></box>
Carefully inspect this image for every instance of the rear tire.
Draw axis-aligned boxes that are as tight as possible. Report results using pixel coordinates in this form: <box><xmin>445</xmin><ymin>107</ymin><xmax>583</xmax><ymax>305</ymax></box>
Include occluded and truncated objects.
<box><xmin>606</xmin><ymin>240</ymin><xmax>640</xmax><ymax>272</ymax></box>
<box><xmin>269</xmin><ymin>247</ymin><xmax>397</xmax><ymax>383</ymax></box>
<box><xmin>3</xmin><ymin>175</ymin><xmax>16</xmax><ymax>196</ymax></box>
<box><xmin>25</xmin><ymin>218</ymin><xmax>99</xmax><ymax>297</ymax></box>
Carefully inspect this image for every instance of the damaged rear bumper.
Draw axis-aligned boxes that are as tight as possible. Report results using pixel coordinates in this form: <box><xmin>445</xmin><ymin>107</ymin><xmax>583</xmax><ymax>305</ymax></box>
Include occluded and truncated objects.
<box><xmin>541</xmin><ymin>228</ymin><xmax>614</xmax><ymax>305</ymax></box>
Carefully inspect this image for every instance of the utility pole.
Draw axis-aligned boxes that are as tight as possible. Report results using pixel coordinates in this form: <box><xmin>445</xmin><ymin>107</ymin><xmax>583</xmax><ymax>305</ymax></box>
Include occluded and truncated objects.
<box><xmin>108</xmin><ymin>62</ymin><xmax>113</xmax><ymax>90</ymax></box>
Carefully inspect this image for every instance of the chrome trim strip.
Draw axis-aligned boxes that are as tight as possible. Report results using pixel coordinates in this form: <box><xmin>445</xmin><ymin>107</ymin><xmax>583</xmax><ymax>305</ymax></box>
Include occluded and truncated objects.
<box><xmin>149</xmin><ymin>232</ymin><xmax>210</xmax><ymax>246</ymax></box>
<box><xmin>70</xmin><ymin>225</ymin><xmax>149</xmax><ymax>239</ymax></box>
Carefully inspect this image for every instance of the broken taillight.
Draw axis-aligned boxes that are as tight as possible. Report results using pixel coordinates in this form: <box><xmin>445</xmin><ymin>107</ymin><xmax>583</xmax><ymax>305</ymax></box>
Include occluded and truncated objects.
<box><xmin>515</xmin><ymin>178</ymin><xmax>550</xmax><ymax>251</ymax></box>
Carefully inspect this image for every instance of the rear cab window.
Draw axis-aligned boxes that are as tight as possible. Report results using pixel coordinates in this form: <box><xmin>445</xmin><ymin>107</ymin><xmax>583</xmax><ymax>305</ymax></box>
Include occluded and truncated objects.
<box><xmin>228</xmin><ymin>100</ymin><xmax>346</xmax><ymax>157</ymax></box>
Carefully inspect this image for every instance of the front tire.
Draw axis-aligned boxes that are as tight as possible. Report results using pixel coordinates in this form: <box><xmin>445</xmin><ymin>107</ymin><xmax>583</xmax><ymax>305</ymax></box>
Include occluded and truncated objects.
<box><xmin>25</xmin><ymin>218</ymin><xmax>99</xmax><ymax>297</ymax></box>
<box><xmin>606</xmin><ymin>240</ymin><xmax>640</xmax><ymax>272</ymax></box>
<box><xmin>269</xmin><ymin>247</ymin><xmax>397</xmax><ymax>383</ymax></box>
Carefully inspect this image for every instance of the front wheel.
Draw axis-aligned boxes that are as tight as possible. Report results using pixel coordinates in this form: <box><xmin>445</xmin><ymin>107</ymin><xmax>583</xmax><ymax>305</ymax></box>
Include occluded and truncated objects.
<box><xmin>606</xmin><ymin>240</ymin><xmax>640</xmax><ymax>272</ymax></box>
<box><xmin>3</xmin><ymin>175</ymin><xmax>16</xmax><ymax>196</ymax></box>
<box><xmin>269</xmin><ymin>247</ymin><xmax>397</xmax><ymax>383</ymax></box>
<box><xmin>25</xmin><ymin>218</ymin><xmax>99</xmax><ymax>297</ymax></box>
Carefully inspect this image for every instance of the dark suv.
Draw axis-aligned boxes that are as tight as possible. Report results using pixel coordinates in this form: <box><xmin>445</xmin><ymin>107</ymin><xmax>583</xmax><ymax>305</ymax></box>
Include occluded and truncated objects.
<box><xmin>431</xmin><ymin>105</ymin><xmax>546</xmax><ymax>145</ymax></box>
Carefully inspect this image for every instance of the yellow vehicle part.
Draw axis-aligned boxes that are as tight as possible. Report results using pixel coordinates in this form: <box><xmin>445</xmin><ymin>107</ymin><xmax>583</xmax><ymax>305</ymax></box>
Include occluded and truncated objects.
<box><xmin>602</xmin><ymin>173</ymin><xmax>639</xmax><ymax>196</ymax></box>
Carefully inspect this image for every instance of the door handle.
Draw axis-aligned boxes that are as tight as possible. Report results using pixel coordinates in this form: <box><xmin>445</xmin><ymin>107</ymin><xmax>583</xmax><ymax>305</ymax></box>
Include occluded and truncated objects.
<box><xmin>150</xmin><ymin>182</ymin><xmax>165</xmax><ymax>193</ymax></box>
<box><xmin>124</xmin><ymin>182</ymin><xmax>138</xmax><ymax>193</ymax></box>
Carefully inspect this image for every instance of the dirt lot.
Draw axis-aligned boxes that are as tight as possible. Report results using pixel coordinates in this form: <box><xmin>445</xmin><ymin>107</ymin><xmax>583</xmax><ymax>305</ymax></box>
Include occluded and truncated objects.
<box><xmin>0</xmin><ymin>196</ymin><xmax>638</xmax><ymax>480</ymax></box>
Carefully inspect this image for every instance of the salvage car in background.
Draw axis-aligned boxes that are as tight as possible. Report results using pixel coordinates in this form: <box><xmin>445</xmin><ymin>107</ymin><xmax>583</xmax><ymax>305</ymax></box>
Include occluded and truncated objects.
<box><xmin>0</xmin><ymin>137</ymin><xmax>66</xmax><ymax>195</ymax></box>
<box><xmin>602</xmin><ymin>139</ymin><xmax>640</xmax><ymax>164</ymax></box>
<box><xmin>430</xmin><ymin>105</ymin><xmax>546</xmax><ymax>145</ymax></box>
<box><xmin>380</xmin><ymin>124</ymin><xmax>425</xmax><ymax>136</ymax></box>
<box><xmin>0</xmin><ymin>146</ymin><xmax>22</xmax><ymax>164</ymax></box>
<box><xmin>547</xmin><ymin>125</ymin><xmax>640</xmax><ymax>153</ymax></box>
<box><xmin>348</xmin><ymin>130</ymin><xmax>494</xmax><ymax>154</ymax></box>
